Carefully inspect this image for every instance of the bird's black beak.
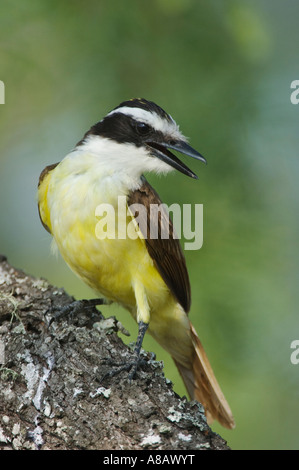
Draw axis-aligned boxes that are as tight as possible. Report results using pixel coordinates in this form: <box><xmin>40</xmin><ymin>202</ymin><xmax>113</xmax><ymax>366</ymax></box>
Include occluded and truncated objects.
<box><xmin>147</xmin><ymin>139</ymin><xmax>206</xmax><ymax>179</ymax></box>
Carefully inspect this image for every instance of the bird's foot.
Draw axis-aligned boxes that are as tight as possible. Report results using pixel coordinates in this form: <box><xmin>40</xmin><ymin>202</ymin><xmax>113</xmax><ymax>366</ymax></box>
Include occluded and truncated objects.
<box><xmin>47</xmin><ymin>298</ymin><xmax>107</xmax><ymax>326</ymax></box>
<box><xmin>100</xmin><ymin>321</ymin><xmax>149</xmax><ymax>382</ymax></box>
<box><xmin>100</xmin><ymin>352</ymin><xmax>152</xmax><ymax>383</ymax></box>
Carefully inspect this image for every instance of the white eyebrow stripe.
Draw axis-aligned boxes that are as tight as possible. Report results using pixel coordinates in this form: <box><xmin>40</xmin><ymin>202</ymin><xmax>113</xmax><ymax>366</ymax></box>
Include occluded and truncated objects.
<box><xmin>107</xmin><ymin>106</ymin><xmax>184</xmax><ymax>139</ymax></box>
<box><xmin>108</xmin><ymin>106</ymin><xmax>161</xmax><ymax>122</ymax></box>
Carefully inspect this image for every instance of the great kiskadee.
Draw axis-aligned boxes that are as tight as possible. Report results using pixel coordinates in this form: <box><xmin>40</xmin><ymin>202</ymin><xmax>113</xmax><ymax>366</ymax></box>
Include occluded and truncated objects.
<box><xmin>38</xmin><ymin>98</ymin><xmax>235</xmax><ymax>429</ymax></box>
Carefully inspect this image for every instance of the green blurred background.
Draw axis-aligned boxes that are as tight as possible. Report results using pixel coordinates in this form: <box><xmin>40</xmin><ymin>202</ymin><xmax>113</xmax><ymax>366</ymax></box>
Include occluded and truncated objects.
<box><xmin>1</xmin><ymin>0</ymin><xmax>298</xmax><ymax>450</ymax></box>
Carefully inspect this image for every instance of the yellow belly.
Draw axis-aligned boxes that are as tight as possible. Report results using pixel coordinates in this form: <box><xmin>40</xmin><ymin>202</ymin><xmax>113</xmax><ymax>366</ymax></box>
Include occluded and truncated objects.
<box><xmin>62</xmin><ymin>215</ymin><xmax>192</xmax><ymax>362</ymax></box>
<box><xmin>38</xmin><ymin>155</ymin><xmax>193</xmax><ymax>365</ymax></box>
<box><xmin>56</xmin><ymin>216</ymin><xmax>167</xmax><ymax>312</ymax></box>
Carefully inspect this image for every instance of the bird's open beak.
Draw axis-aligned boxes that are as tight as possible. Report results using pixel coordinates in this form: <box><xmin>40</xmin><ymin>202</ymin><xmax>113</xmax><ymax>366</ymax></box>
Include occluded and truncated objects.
<box><xmin>147</xmin><ymin>139</ymin><xmax>206</xmax><ymax>179</ymax></box>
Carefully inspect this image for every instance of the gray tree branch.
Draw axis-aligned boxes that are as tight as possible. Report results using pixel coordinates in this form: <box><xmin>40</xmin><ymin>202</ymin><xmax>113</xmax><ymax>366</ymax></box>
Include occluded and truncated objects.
<box><xmin>0</xmin><ymin>255</ymin><xmax>229</xmax><ymax>450</ymax></box>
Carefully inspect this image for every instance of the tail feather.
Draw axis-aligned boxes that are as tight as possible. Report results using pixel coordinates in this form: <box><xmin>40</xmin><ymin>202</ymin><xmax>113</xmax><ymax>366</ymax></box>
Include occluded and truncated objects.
<box><xmin>173</xmin><ymin>322</ymin><xmax>235</xmax><ymax>429</ymax></box>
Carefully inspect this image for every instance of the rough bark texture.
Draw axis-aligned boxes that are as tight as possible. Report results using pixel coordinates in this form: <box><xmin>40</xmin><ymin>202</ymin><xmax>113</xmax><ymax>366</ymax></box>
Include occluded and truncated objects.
<box><xmin>0</xmin><ymin>255</ymin><xmax>229</xmax><ymax>450</ymax></box>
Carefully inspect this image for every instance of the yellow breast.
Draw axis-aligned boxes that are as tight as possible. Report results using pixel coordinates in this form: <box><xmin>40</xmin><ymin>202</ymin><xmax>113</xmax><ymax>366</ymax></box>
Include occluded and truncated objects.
<box><xmin>38</xmin><ymin>154</ymin><xmax>169</xmax><ymax>312</ymax></box>
<box><xmin>38</xmin><ymin>152</ymin><xmax>193</xmax><ymax>365</ymax></box>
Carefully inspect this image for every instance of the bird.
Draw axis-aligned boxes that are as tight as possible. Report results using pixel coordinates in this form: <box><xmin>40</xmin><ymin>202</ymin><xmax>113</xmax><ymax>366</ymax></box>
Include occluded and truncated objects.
<box><xmin>37</xmin><ymin>98</ymin><xmax>235</xmax><ymax>429</ymax></box>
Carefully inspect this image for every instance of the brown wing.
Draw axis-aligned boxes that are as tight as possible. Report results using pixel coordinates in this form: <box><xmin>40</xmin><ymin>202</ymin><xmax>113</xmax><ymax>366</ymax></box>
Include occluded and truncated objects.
<box><xmin>38</xmin><ymin>163</ymin><xmax>59</xmax><ymax>234</ymax></box>
<box><xmin>127</xmin><ymin>178</ymin><xmax>191</xmax><ymax>313</ymax></box>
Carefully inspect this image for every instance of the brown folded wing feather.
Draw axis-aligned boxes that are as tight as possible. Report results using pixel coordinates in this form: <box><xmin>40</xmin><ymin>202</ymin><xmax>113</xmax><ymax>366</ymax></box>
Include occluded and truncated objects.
<box><xmin>127</xmin><ymin>178</ymin><xmax>191</xmax><ymax>313</ymax></box>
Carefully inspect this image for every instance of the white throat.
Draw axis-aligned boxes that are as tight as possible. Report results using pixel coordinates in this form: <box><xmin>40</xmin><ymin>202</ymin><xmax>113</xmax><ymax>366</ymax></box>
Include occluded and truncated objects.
<box><xmin>72</xmin><ymin>134</ymin><xmax>175</xmax><ymax>181</ymax></box>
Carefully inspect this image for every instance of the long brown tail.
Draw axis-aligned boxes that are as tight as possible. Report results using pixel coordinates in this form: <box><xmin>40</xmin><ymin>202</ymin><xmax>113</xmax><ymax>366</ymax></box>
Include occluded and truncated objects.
<box><xmin>172</xmin><ymin>322</ymin><xmax>235</xmax><ymax>429</ymax></box>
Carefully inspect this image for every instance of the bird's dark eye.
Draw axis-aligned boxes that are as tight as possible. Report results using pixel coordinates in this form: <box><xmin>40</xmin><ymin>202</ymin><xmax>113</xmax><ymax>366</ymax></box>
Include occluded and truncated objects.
<box><xmin>135</xmin><ymin>121</ymin><xmax>151</xmax><ymax>136</ymax></box>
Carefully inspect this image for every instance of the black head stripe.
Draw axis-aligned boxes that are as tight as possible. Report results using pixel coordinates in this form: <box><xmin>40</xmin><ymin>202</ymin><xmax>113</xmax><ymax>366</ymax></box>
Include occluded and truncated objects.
<box><xmin>89</xmin><ymin>114</ymin><xmax>143</xmax><ymax>145</ymax></box>
<box><xmin>77</xmin><ymin>98</ymin><xmax>174</xmax><ymax>147</ymax></box>
<box><xmin>83</xmin><ymin>113</ymin><xmax>163</xmax><ymax>146</ymax></box>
